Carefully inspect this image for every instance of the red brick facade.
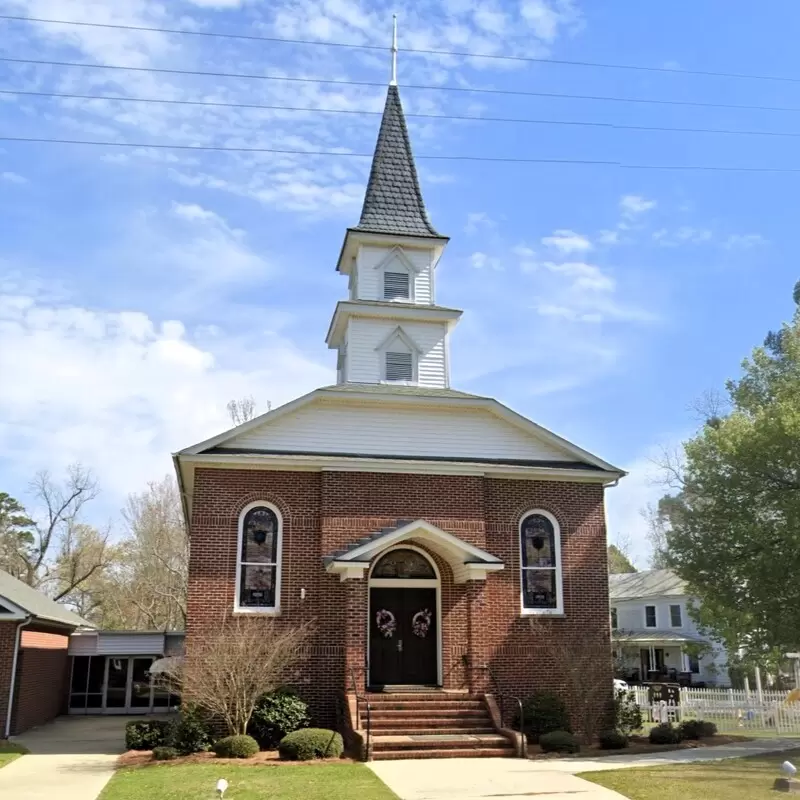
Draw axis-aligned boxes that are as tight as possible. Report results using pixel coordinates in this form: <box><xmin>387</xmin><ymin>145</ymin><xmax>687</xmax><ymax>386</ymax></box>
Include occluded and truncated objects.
<box><xmin>186</xmin><ymin>467</ymin><xmax>613</xmax><ymax>730</ymax></box>
<box><xmin>0</xmin><ymin>622</ymin><xmax>71</xmax><ymax>736</ymax></box>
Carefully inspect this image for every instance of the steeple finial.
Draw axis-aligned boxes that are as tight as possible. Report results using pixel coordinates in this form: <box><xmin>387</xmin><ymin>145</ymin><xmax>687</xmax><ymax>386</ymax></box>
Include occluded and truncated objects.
<box><xmin>390</xmin><ymin>14</ymin><xmax>398</xmax><ymax>86</ymax></box>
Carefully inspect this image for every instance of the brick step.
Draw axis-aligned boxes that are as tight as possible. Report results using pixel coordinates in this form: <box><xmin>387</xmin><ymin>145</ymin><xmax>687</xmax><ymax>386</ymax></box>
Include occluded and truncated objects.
<box><xmin>369</xmin><ymin>715</ymin><xmax>491</xmax><ymax>729</ymax></box>
<box><xmin>369</xmin><ymin>727</ymin><xmax>497</xmax><ymax>737</ymax></box>
<box><xmin>372</xmin><ymin>734</ymin><xmax>509</xmax><ymax>751</ymax></box>
<box><xmin>372</xmin><ymin>747</ymin><xmax>514</xmax><ymax>760</ymax></box>
<box><xmin>365</xmin><ymin>693</ymin><xmax>480</xmax><ymax>702</ymax></box>
<box><xmin>361</xmin><ymin>701</ymin><xmax>485</xmax><ymax>712</ymax></box>
<box><xmin>364</xmin><ymin>709</ymin><xmax>490</xmax><ymax>720</ymax></box>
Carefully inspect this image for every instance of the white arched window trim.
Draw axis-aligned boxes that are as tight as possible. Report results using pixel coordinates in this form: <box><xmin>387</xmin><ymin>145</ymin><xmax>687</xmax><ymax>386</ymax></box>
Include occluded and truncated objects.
<box><xmin>235</xmin><ymin>500</ymin><xmax>283</xmax><ymax>615</ymax></box>
<box><xmin>519</xmin><ymin>508</ymin><xmax>564</xmax><ymax>616</ymax></box>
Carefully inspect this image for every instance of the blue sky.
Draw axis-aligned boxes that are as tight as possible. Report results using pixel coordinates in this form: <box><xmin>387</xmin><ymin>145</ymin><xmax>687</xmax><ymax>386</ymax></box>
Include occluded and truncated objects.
<box><xmin>0</xmin><ymin>0</ymin><xmax>797</xmax><ymax>565</ymax></box>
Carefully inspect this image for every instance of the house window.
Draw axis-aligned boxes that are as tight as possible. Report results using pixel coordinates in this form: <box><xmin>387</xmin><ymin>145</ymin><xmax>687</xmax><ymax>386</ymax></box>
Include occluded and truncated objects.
<box><xmin>385</xmin><ymin>351</ymin><xmax>413</xmax><ymax>382</ymax></box>
<box><xmin>611</xmin><ymin>607</ymin><xmax>618</xmax><ymax>630</ymax></box>
<box><xmin>372</xmin><ymin>549</ymin><xmax>436</xmax><ymax>579</ymax></box>
<box><xmin>384</xmin><ymin>270</ymin><xmax>410</xmax><ymax>300</ymax></box>
<box><xmin>520</xmin><ymin>511</ymin><xmax>563</xmax><ymax>614</ymax></box>
<box><xmin>689</xmin><ymin>654</ymin><xmax>700</xmax><ymax>674</ymax></box>
<box><xmin>236</xmin><ymin>502</ymin><xmax>282</xmax><ymax>612</ymax></box>
<box><xmin>645</xmin><ymin>605</ymin><xmax>657</xmax><ymax>628</ymax></box>
<box><xmin>670</xmin><ymin>604</ymin><xmax>682</xmax><ymax>627</ymax></box>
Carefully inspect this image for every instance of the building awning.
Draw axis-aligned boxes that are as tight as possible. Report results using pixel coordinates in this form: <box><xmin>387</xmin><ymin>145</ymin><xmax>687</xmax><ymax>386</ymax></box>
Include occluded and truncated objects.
<box><xmin>323</xmin><ymin>519</ymin><xmax>504</xmax><ymax>583</ymax></box>
<box><xmin>613</xmin><ymin>630</ymin><xmax>707</xmax><ymax>645</ymax></box>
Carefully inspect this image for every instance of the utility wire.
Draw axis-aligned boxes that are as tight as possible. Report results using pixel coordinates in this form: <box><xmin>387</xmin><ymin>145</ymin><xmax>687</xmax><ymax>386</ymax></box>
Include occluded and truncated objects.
<box><xmin>7</xmin><ymin>87</ymin><xmax>800</xmax><ymax>139</ymax></box>
<box><xmin>5</xmin><ymin>134</ymin><xmax>800</xmax><ymax>172</ymax></box>
<box><xmin>5</xmin><ymin>56</ymin><xmax>800</xmax><ymax>114</ymax></box>
<box><xmin>2</xmin><ymin>13</ymin><xmax>799</xmax><ymax>85</ymax></box>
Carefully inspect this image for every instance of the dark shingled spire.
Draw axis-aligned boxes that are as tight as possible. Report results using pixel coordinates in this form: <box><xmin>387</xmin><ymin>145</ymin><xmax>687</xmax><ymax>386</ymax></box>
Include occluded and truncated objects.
<box><xmin>352</xmin><ymin>85</ymin><xmax>443</xmax><ymax>238</ymax></box>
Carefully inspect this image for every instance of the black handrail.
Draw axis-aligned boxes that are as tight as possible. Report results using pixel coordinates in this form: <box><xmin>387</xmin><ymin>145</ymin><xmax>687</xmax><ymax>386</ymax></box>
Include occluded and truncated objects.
<box><xmin>348</xmin><ymin>665</ymin><xmax>372</xmax><ymax>761</ymax></box>
<box><xmin>478</xmin><ymin>662</ymin><xmax>527</xmax><ymax>758</ymax></box>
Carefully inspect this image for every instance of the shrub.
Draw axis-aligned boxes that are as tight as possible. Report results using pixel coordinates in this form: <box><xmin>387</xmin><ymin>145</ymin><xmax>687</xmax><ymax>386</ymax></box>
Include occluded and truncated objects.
<box><xmin>125</xmin><ymin>719</ymin><xmax>172</xmax><ymax>751</ymax></box>
<box><xmin>679</xmin><ymin>718</ymin><xmax>718</xmax><ymax>739</ymax></box>
<box><xmin>278</xmin><ymin>728</ymin><xmax>344</xmax><ymax>761</ymax></box>
<box><xmin>649</xmin><ymin>723</ymin><xmax>682</xmax><ymax>745</ymax></box>
<box><xmin>169</xmin><ymin>704</ymin><xmax>212</xmax><ymax>755</ymax></box>
<box><xmin>699</xmin><ymin>720</ymin><xmax>718</xmax><ymax>738</ymax></box>
<box><xmin>249</xmin><ymin>690</ymin><xmax>310</xmax><ymax>749</ymax></box>
<box><xmin>598</xmin><ymin>730</ymin><xmax>628</xmax><ymax>750</ymax></box>
<box><xmin>212</xmin><ymin>735</ymin><xmax>259</xmax><ymax>759</ymax></box>
<box><xmin>539</xmin><ymin>730</ymin><xmax>580</xmax><ymax>754</ymax></box>
<box><xmin>516</xmin><ymin>691</ymin><xmax>572</xmax><ymax>743</ymax></box>
<box><xmin>152</xmin><ymin>746</ymin><xmax>179</xmax><ymax>761</ymax></box>
<box><xmin>613</xmin><ymin>689</ymin><xmax>643</xmax><ymax>736</ymax></box>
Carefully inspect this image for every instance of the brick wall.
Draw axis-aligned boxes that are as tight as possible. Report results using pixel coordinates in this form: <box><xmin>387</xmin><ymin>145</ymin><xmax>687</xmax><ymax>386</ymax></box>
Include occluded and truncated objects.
<box><xmin>12</xmin><ymin>625</ymin><xmax>70</xmax><ymax>734</ymax></box>
<box><xmin>0</xmin><ymin>622</ymin><xmax>17</xmax><ymax>734</ymax></box>
<box><xmin>187</xmin><ymin>467</ymin><xmax>612</xmax><ymax>732</ymax></box>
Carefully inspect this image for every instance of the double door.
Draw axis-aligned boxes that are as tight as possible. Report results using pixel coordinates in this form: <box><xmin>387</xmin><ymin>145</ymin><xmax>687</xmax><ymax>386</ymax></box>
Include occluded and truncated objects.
<box><xmin>369</xmin><ymin>587</ymin><xmax>437</xmax><ymax>687</ymax></box>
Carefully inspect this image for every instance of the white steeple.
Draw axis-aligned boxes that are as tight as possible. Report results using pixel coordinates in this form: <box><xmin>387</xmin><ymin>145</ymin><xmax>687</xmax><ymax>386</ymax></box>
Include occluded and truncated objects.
<box><xmin>326</xmin><ymin>30</ymin><xmax>461</xmax><ymax>388</ymax></box>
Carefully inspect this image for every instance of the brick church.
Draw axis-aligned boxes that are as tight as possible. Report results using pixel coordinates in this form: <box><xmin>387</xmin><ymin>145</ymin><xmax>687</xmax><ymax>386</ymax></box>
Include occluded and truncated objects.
<box><xmin>175</xmin><ymin>74</ymin><xmax>623</xmax><ymax>759</ymax></box>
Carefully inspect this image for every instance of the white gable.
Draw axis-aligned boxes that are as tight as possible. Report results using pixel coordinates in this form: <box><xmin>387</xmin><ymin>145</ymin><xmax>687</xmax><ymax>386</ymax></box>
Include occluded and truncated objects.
<box><xmin>225</xmin><ymin>400</ymin><xmax>577</xmax><ymax>463</ymax></box>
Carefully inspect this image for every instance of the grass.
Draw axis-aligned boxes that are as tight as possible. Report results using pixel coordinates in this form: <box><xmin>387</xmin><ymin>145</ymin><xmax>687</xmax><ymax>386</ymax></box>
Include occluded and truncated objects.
<box><xmin>581</xmin><ymin>746</ymin><xmax>800</xmax><ymax>800</ymax></box>
<box><xmin>0</xmin><ymin>741</ymin><xmax>29</xmax><ymax>769</ymax></box>
<box><xmin>99</xmin><ymin>762</ymin><xmax>399</xmax><ymax>800</ymax></box>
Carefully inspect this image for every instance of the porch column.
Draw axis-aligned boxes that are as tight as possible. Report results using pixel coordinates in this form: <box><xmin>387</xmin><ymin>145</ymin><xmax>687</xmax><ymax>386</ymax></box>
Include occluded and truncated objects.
<box><xmin>466</xmin><ymin>581</ymin><xmax>490</xmax><ymax>694</ymax></box>
<box><xmin>344</xmin><ymin>580</ymin><xmax>367</xmax><ymax>692</ymax></box>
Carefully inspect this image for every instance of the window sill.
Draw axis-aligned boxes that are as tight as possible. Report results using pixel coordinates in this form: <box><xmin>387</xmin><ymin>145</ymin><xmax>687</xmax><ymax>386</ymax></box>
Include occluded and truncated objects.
<box><xmin>233</xmin><ymin>607</ymin><xmax>281</xmax><ymax>616</ymax></box>
<box><xmin>521</xmin><ymin>609</ymin><xmax>565</xmax><ymax>618</ymax></box>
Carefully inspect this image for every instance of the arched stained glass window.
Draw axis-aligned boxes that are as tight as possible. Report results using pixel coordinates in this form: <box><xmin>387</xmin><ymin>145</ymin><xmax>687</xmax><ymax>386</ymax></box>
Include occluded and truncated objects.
<box><xmin>520</xmin><ymin>512</ymin><xmax>562</xmax><ymax>613</ymax></box>
<box><xmin>372</xmin><ymin>548</ymin><xmax>436</xmax><ymax>579</ymax></box>
<box><xmin>237</xmin><ymin>504</ymin><xmax>281</xmax><ymax>610</ymax></box>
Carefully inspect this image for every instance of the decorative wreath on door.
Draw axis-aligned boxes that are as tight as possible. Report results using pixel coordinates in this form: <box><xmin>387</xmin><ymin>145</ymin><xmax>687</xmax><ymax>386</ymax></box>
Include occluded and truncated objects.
<box><xmin>375</xmin><ymin>609</ymin><xmax>397</xmax><ymax>638</ymax></box>
<box><xmin>412</xmin><ymin>608</ymin><xmax>433</xmax><ymax>638</ymax></box>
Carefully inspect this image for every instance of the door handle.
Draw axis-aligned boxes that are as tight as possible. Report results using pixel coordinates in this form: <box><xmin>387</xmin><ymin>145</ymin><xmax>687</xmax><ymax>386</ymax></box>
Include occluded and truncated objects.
<box><xmin>397</xmin><ymin>639</ymin><xmax>403</xmax><ymax>653</ymax></box>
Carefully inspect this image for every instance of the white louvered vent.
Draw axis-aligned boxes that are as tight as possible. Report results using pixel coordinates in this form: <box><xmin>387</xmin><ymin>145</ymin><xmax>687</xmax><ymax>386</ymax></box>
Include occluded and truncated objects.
<box><xmin>385</xmin><ymin>351</ymin><xmax>413</xmax><ymax>381</ymax></box>
<box><xmin>384</xmin><ymin>271</ymin><xmax>410</xmax><ymax>300</ymax></box>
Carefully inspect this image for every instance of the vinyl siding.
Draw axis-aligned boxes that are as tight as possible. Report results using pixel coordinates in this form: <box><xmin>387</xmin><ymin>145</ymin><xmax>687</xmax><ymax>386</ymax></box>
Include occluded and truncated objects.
<box><xmin>228</xmin><ymin>400</ymin><xmax>575</xmax><ymax>462</ymax></box>
<box><xmin>347</xmin><ymin>317</ymin><xmax>446</xmax><ymax>386</ymax></box>
<box><xmin>355</xmin><ymin>245</ymin><xmax>433</xmax><ymax>304</ymax></box>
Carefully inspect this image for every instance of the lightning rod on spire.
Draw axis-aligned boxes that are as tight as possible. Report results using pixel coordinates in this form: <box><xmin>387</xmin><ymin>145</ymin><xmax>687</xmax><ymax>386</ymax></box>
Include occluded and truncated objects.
<box><xmin>390</xmin><ymin>14</ymin><xmax>398</xmax><ymax>86</ymax></box>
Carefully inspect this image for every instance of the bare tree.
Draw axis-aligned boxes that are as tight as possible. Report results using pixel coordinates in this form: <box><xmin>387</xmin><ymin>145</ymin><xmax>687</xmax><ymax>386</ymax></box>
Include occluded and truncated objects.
<box><xmin>528</xmin><ymin>618</ymin><xmax>613</xmax><ymax>742</ymax></box>
<box><xmin>161</xmin><ymin>617</ymin><xmax>312</xmax><ymax>736</ymax></box>
<box><xmin>110</xmin><ymin>477</ymin><xmax>188</xmax><ymax>630</ymax></box>
<box><xmin>227</xmin><ymin>396</ymin><xmax>257</xmax><ymax>426</ymax></box>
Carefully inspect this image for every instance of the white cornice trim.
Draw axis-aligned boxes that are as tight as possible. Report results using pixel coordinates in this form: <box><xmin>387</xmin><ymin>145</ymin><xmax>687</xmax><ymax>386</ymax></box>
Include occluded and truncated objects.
<box><xmin>336</xmin><ymin>229</ymin><xmax>448</xmax><ymax>274</ymax></box>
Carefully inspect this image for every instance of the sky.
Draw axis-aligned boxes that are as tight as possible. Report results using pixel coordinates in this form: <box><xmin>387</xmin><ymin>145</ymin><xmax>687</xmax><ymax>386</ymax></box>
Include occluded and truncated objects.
<box><xmin>0</xmin><ymin>0</ymin><xmax>798</xmax><ymax>566</ymax></box>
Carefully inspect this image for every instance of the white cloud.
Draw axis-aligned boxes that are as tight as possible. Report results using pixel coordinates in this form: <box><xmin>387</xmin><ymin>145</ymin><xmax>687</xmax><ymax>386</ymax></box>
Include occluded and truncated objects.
<box><xmin>598</xmin><ymin>229</ymin><xmax>619</xmax><ymax>245</ymax></box>
<box><xmin>723</xmin><ymin>233</ymin><xmax>768</xmax><ymax>250</ymax></box>
<box><xmin>464</xmin><ymin>211</ymin><xmax>495</xmax><ymax>234</ymax></box>
<box><xmin>520</xmin><ymin>0</ymin><xmax>580</xmax><ymax>42</ymax></box>
<box><xmin>185</xmin><ymin>0</ymin><xmax>244</xmax><ymax>6</ymax></box>
<box><xmin>654</xmin><ymin>227</ymin><xmax>713</xmax><ymax>246</ymax></box>
<box><xmin>620</xmin><ymin>194</ymin><xmax>657</xmax><ymax>217</ymax></box>
<box><xmin>470</xmin><ymin>251</ymin><xmax>502</xmax><ymax>270</ymax></box>
<box><xmin>542</xmin><ymin>260</ymin><xmax>614</xmax><ymax>292</ymax></box>
<box><xmin>0</xmin><ymin>286</ymin><xmax>332</xmax><ymax>500</ymax></box>
<box><xmin>541</xmin><ymin>229</ymin><xmax>593</xmax><ymax>254</ymax></box>
<box><xmin>1</xmin><ymin>172</ymin><xmax>27</xmax><ymax>184</ymax></box>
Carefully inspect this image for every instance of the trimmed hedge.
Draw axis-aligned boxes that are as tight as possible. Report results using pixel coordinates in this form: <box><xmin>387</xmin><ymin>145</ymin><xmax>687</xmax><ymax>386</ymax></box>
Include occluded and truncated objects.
<box><xmin>152</xmin><ymin>746</ymin><xmax>179</xmax><ymax>761</ymax></box>
<box><xmin>249</xmin><ymin>690</ymin><xmax>310</xmax><ymax>749</ymax></box>
<box><xmin>170</xmin><ymin>704</ymin><xmax>212</xmax><ymax>755</ymax></box>
<box><xmin>679</xmin><ymin>719</ymin><xmax>718</xmax><ymax>740</ymax></box>
<box><xmin>649</xmin><ymin>722</ymin><xmax>682</xmax><ymax>744</ymax></box>
<box><xmin>212</xmin><ymin>735</ymin><xmax>259</xmax><ymax>759</ymax></box>
<box><xmin>278</xmin><ymin>729</ymin><xmax>344</xmax><ymax>761</ymax></box>
<box><xmin>598</xmin><ymin>730</ymin><xmax>628</xmax><ymax>750</ymax></box>
<box><xmin>516</xmin><ymin>692</ymin><xmax>572</xmax><ymax>743</ymax></box>
<box><xmin>125</xmin><ymin>719</ymin><xmax>172</xmax><ymax>751</ymax></box>
<box><xmin>539</xmin><ymin>730</ymin><xmax>580</xmax><ymax>754</ymax></box>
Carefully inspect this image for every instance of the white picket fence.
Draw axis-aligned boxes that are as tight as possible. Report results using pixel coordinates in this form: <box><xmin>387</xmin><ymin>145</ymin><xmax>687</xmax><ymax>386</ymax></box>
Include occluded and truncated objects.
<box><xmin>630</xmin><ymin>686</ymin><xmax>800</xmax><ymax>735</ymax></box>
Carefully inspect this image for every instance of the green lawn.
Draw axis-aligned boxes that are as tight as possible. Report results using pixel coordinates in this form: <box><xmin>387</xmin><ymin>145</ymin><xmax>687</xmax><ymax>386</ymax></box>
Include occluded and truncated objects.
<box><xmin>581</xmin><ymin>747</ymin><xmax>800</xmax><ymax>800</ymax></box>
<box><xmin>0</xmin><ymin>741</ymin><xmax>28</xmax><ymax>769</ymax></box>
<box><xmin>99</xmin><ymin>762</ymin><xmax>398</xmax><ymax>800</ymax></box>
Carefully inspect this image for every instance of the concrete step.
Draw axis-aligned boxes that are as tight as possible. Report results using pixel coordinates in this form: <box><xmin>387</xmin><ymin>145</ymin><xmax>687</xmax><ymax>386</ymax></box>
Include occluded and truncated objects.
<box><xmin>372</xmin><ymin>747</ymin><xmax>514</xmax><ymax>760</ymax></box>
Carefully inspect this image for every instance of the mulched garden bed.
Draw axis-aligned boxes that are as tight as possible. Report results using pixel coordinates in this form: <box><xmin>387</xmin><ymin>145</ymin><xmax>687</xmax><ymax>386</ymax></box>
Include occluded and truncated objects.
<box><xmin>526</xmin><ymin>733</ymin><xmax>752</xmax><ymax>759</ymax></box>
<box><xmin>118</xmin><ymin>750</ymin><xmax>354</xmax><ymax>769</ymax></box>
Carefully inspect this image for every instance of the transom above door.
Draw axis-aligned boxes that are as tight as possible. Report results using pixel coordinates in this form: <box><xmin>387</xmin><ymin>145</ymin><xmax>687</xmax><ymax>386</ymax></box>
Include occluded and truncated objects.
<box><xmin>368</xmin><ymin>547</ymin><xmax>440</xmax><ymax>687</ymax></box>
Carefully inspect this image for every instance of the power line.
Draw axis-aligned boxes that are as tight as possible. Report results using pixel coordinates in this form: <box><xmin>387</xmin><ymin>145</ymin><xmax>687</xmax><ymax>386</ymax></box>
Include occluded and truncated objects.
<box><xmin>5</xmin><ymin>134</ymin><xmax>800</xmax><ymax>172</ymax></box>
<box><xmin>8</xmin><ymin>87</ymin><xmax>800</xmax><ymax>139</ymax></box>
<box><xmin>5</xmin><ymin>56</ymin><xmax>800</xmax><ymax>115</ymax></box>
<box><xmin>2</xmin><ymin>13</ymin><xmax>799</xmax><ymax>85</ymax></box>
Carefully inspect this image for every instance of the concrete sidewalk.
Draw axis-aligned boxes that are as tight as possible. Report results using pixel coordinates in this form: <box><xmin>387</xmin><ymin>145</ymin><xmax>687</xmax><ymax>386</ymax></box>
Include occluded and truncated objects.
<box><xmin>0</xmin><ymin>716</ymin><xmax>130</xmax><ymax>800</ymax></box>
<box><xmin>370</xmin><ymin>758</ymin><xmax>630</xmax><ymax>800</ymax></box>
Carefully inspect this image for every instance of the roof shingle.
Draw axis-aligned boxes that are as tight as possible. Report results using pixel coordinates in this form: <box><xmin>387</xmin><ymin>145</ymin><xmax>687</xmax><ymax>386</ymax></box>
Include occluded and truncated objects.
<box><xmin>353</xmin><ymin>85</ymin><xmax>443</xmax><ymax>239</ymax></box>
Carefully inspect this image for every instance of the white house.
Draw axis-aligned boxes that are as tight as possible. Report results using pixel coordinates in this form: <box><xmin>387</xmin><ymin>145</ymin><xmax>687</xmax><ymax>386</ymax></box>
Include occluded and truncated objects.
<box><xmin>610</xmin><ymin>570</ymin><xmax>729</xmax><ymax>687</ymax></box>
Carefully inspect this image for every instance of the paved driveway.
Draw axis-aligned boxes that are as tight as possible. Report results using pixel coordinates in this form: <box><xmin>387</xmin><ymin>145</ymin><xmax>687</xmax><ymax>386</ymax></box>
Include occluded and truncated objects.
<box><xmin>369</xmin><ymin>758</ymin><xmax>630</xmax><ymax>800</ymax></box>
<box><xmin>0</xmin><ymin>716</ymin><xmax>133</xmax><ymax>800</ymax></box>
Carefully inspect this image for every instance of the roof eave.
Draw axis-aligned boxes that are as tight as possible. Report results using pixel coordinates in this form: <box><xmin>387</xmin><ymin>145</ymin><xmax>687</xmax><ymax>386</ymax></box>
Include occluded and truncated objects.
<box><xmin>336</xmin><ymin>228</ymin><xmax>449</xmax><ymax>274</ymax></box>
